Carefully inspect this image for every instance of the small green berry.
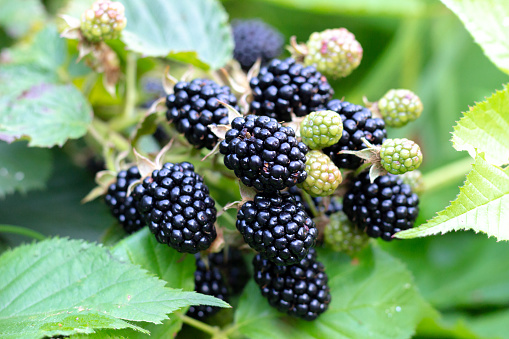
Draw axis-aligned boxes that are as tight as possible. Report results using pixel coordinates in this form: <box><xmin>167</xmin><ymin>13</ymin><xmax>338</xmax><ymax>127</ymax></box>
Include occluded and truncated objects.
<box><xmin>380</xmin><ymin>138</ymin><xmax>423</xmax><ymax>175</ymax></box>
<box><xmin>81</xmin><ymin>0</ymin><xmax>127</xmax><ymax>43</ymax></box>
<box><xmin>303</xmin><ymin>28</ymin><xmax>363</xmax><ymax>79</ymax></box>
<box><xmin>378</xmin><ymin>89</ymin><xmax>423</xmax><ymax>128</ymax></box>
<box><xmin>324</xmin><ymin>211</ymin><xmax>369</xmax><ymax>256</ymax></box>
<box><xmin>299</xmin><ymin>150</ymin><xmax>342</xmax><ymax>197</ymax></box>
<box><xmin>300</xmin><ymin>110</ymin><xmax>343</xmax><ymax>150</ymax></box>
<box><xmin>400</xmin><ymin>170</ymin><xmax>425</xmax><ymax>195</ymax></box>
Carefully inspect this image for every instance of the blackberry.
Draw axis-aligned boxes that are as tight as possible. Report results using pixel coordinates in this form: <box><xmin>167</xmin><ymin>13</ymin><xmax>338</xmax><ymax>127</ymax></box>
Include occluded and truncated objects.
<box><xmin>188</xmin><ymin>253</ymin><xmax>229</xmax><ymax>319</ymax></box>
<box><xmin>380</xmin><ymin>138</ymin><xmax>423</xmax><ymax>175</ymax></box>
<box><xmin>104</xmin><ymin>166</ymin><xmax>144</xmax><ymax>234</ymax></box>
<box><xmin>324</xmin><ymin>211</ymin><xmax>369</xmax><ymax>256</ymax></box>
<box><xmin>300</xmin><ymin>110</ymin><xmax>343</xmax><ymax>150</ymax></box>
<box><xmin>232</xmin><ymin>19</ymin><xmax>284</xmax><ymax>71</ymax></box>
<box><xmin>209</xmin><ymin>248</ymin><xmax>250</xmax><ymax>295</ymax></box>
<box><xmin>253</xmin><ymin>248</ymin><xmax>331</xmax><ymax>320</ymax></box>
<box><xmin>236</xmin><ymin>192</ymin><xmax>317</xmax><ymax>265</ymax></box>
<box><xmin>343</xmin><ymin>172</ymin><xmax>419</xmax><ymax>241</ymax></box>
<box><xmin>219</xmin><ymin>115</ymin><xmax>308</xmax><ymax>192</ymax></box>
<box><xmin>81</xmin><ymin>0</ymin><xmax>126</xmax><ymax>42</ymax></box>
<box><xmin>299</xmin><ymin>150</ymin><xmax>342</xmax><ymax>197</ymax></box>
<box><xmin>322</xmin><ymin>100</ymin><xmax>387</xmax><ymax>169</ymax></box>
<box><xmin>132</xmin><ymin>162</ymin><xmax>217</xmax><ymax>253</ymax></box>
<box><xmin>249</xmin><ymin>58</ymin><xmax>334</xmax><ymax>122</ymax></box>
<box><xmin>165</xmin><ymin>79</ymin><xmax>239</xmax><ymax>150</ymax></box>
<box><xmin>378</xmin><ymin>89</ymin><xmax>423</xmax><ymax>128</ymax></box>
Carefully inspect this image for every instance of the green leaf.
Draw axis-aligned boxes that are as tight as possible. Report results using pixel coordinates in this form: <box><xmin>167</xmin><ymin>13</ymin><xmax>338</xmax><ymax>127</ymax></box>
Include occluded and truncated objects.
<box><xmin>396</xmin><ymin>155</ymin><xmax>509</xmax><ymax>240</ymax></box>
<box><xmin>0</xmin><ymin>0</ymin><xmax>46</xmax><ymax>38</ymax></box>
<box><xmin>233</xmin><ymin>246</ymin><xmax>434</xmax><ymax>339</ymax></box>
<box><xmin>441</xmin><ymin>0</ymin><xmax>509</xmax><ymax>75</ymax></box>
<box><xmin>0</xmin><ymin>141</ymin><xmax>52</xmax><ymax>196</ymax></box>
<box><xmin>452</xmin><ymin>86</ymin><xmax>509</xmax><ymax>166</ymax></box>
<box><xmin>121</xmin><ymin>0</ymin><xmax>233</xmax><ymax>70</ymax></box>
<box><xmin>0</xmin><ymin>238</ymin><xmax>228</xmax><ymax>339</ymax></box>
<box><xmin>112</xmin><ymin>227</ymin><xmax>195</xmax><ymax>291</ymax></box>
<box><xmin>0</xmin><ymin>83</ymin><xmax>92</xmax><ymax>147</ymax></box>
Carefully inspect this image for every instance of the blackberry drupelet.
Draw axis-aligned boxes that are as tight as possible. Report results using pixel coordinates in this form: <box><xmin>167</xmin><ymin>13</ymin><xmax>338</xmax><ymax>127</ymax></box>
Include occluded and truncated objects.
<box><xmin>322</xmin><ymin>100</ymin><xmax>387</xmax><ymax>169</ymax></box>
<box><xmin>165</xmin><ymin>79</ymin><xmax>239</xmax><ymax>150</ymax></box>
<box><xmin>132</xmin><ymin>162</ymin><xmax>217</xmax><ymax>253</ymax></box>
<box><xmin>104</xmin><ymin>166</ymin><xmax>144</xmax><ymax>234</ymax></box>
<box><xmin>343</xmin><ymin>172</ymin><xmax>419</xmax><ymax>241</ymax></box>
<box><xmin>188</xmin><ymin>254</ymin><xmax>229</xmax><ymax>319</ymax></box>
<box><xmin>232</xmin><ymin>19</ymin><xmax>284</xmax><ymax>71</ymax></box>
<box><xmin>249</xmin><ymin>58</ymin><xmax>334</xmax><ymax>122</ymax></box>
<box><xmin>210</xmin><ymin>248</ymin><xmax>250</xmax><ymax>295</ymax></box>
<box><xmin>236</xmin><ymin>192</ymin><xmax>317</xmax><ymax>265</ymax></box>
<box><xmin>253</xmin><ymin>248</ymin><xmax>331</xmax><ymax>320</ymax></box>
<box><xmin>219</xmin><ymin>115</ymin><xmax>308</xmax><ymax>192</ymax></box>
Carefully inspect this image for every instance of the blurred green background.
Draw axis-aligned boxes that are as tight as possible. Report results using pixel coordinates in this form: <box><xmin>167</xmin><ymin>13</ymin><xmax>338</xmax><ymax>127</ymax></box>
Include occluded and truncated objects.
<box><xmin>1</xmin><ymin>0</ymin><xmax>508</xmax><ymax>338</ymax></box>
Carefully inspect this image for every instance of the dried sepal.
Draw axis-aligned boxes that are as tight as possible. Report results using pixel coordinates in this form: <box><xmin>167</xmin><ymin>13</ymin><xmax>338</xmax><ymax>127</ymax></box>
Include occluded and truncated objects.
<box><xmin>287</xmin><ymin>35</ymin><xmax>308</xmax><ymax>62</ymax></box>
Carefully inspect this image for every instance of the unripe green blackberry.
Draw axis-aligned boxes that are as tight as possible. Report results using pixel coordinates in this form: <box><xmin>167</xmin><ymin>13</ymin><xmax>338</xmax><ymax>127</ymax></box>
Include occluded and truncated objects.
<box><xmin>380</xmin><ymin>138</ymin><xmax>423</xmax><ymax>175</ymax></box>
<box><xmin>324</xmin><ymin>211</ymin><xmax>369</xmax><ymax>256</ymax></box>
<box><xmin>303</xmin><ymin>28</ymin><xmax>363</xmax><ymax>79</ymax></box>
<box><xmin>81</xmin><ymin>0</ymin><xmax>127</xmax><ymax>43</ymax></box>
<box><xmin>299</xmin><ymin>151</ymin><xmax>342</xmax><ymax>197</ymax></box>
<box><xmin>400</xmin><ymin>170</ymin><xmax>425</xmax><ymax>195</ymax></box>
<box><xmin>378</xmin><ymin>89</ymin><xmax>423</xmax><ymax>128</ymax></box>
<box><xmin>300</xmin><ymin>110</ymin><xmax>343</xmax><ymax>150</ymax></box>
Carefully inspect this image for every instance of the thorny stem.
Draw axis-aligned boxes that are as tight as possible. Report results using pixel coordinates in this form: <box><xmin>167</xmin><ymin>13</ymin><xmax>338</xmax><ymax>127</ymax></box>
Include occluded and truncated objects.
<box><xmin>301</xmin><ymin>190</ymin><xmax>320</xmax><ymax>218</ymax></box>
<box><xmin>422</xmin><ymin>157</ymin><xmax>473</xmax><ymax>193</ymax></box>
<box><xmin>0</xmin><ymin>225</ymin><xmax>46</xmax><ymax>241</ymax></box>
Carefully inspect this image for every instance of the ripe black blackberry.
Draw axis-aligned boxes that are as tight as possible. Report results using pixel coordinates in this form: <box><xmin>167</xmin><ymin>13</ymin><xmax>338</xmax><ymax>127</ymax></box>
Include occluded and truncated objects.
<box><xmin>232</xmin><ymin>19</ymin><xmax>284</xmax><ymax>71</ymax></box>
<box><xmin>237</xmin><ymin>192</ymin><xmax>317</xmax><ymax>265</ymax></box>
<box><xmin>219</xmin><ymin>115</ymin><xmax>308</xmax><ymax>192</ymax></box>
<box><xmin>104</xmin><ymin>166</ymin><xmax>144</xmax><ymax>234</ymax></box>
<box><xmin>343</xmin><ymin>172</ymin><xmax>419</xmax><ymax>241</ymax></box>
<box><xmin>322</xmin><ymin>100</ymin><xmax>387</xmax><ymax>169</ymax></box>
<box><xmin>250</xmin><ymin>58</ymin><xmax>334</xmax><ymax>122</ymax></box>
<box><xmin>165</xmin><ymin>79</ymin><xmax>239</xmax><ymax>150</ymax></box>
<box><xmin>253</xmin><ymin>248</ymin><xmax>331</xmax><ymax>320</ymax></box>
<box><xmin>209</xmin><ymin>248</ymin><xmax>250</xmax><ymax>295</ymax></box>
<box><xmin>188</xmin><ymin>253</ymin><xmax>229</xmax><ymax>319</ymax></box>
<box><xmin>132</xmin><ymin>162</ymin><xmax>217</xmax><ymax>253</ymax></box>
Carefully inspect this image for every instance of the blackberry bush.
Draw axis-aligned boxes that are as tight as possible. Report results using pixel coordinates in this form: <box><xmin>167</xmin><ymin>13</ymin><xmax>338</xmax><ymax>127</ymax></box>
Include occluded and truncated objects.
<box><xmin>236</xmin><ymin>192</ymin><xmax>317</xmax><ymax>265</ymax></box>
<box><xmin>343</xmin><ymin>172</ymin><xmax>419</xmax><ymax>241</ymax></box>
<box><xmin>322</xmin><ymin>100</ymin><xmax>387</xmax><ymax>169</ymax></box>
<box><xmin>166</xmin><ymin>79</ymin><xmax>239</xmax><ymax>150</ymax></box>
<box><xmin>253</xmin><ymin>248</ymin><xmax>331</xmax><ymax>320</ymax></box>
<box><xmin>250</xmin><ymin>58</ymin><xmax>334</xmax><ymax>121</ymax></box>
<box><xmin>104</xmin><ymin>166</ymin><xmax>144</xmax><ymax>234</ymax></box>
<box><xmin>219</xmin><ymin>115</ymin><xmax>308</xmax><ymax>192</ymax></box>
<box><xmin>132</xmin><ymin>162</ymin><xmax>217</xmax><ymax>253</ymax></box>
<box><xmin>232</xmin><ymin>19</ymin><xmax>284</xmax><ymax>71</ymax></box>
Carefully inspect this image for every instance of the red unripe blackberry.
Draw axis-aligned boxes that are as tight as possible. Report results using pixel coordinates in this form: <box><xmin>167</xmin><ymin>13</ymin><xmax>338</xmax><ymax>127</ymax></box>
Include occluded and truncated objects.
<box><xmin>188</xmin><ymin>253</ymin><xmax>229</xmax><ymax>319</ymax></box>
<box><xmin>104</xmin><ymin>166</ymin><xmax>144</xmax><ymax>234</ymax></box>
<box><xmin>253</xmin><ymin>248</ymin><xmax>331</xmax><ymax>320</ymax></box>
<box><xmin>322</xmin><ymin>100</ymin><xmax>387</xmax><ymax>169</ymax></box>
<box><xmin>237</xmin><ymin>192</ymin><xmax>317</xmax><ymax>266</ymax></box>
<box><xmin>132</xmin><ymin>162</ymin><xmax>217</xmax><ymax>253</ymax></box>
<box><xmin>343</xmin><ymin>172</ymin><xmax>419</xmax><ymax>241</ymax></box>
<box><xmin>219</xmin><ymin>115</ymin><xmax>308</xmax><ymax>192</ymax></box>
<box><xmin>166</xmin><ymin>79</ymin><xmax>239</xmax><ymax>150</ymax></box>
<box><xmin>249</xmin><ymin>58</ymin><xmax>334</xmax><ymax>122</ymax></box>
<box><xmin>232</xmin><ymin>19</ymin><xmax>284</xmax><ymax>71</ymax></box>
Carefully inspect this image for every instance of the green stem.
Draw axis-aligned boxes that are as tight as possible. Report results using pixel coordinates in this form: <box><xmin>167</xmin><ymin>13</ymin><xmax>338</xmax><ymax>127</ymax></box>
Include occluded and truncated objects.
<box><xmin>302</xmin><ymin>191</ymin><xmax>319</xmax><ymax>218</ymax></box>
<box><xmin>177</xmin><ymin>314</ymin><xmax>221</xmax><ymax>336</ymax></box>
<box><xmin>122</xmin><ymin>52</ymin><xmax>138</xmax><ymax>121</ymax></box>
<box><xmin>422</xmin><ymin>157</ymin><xmax>473</xmax><ymax>193</ymax></box>
<box><xmin>0</xmin><ymin>225</ymin><xmax>46</xmax><ymax>241</ymax></box>
<box><xmin>91</xmin><ymin>118</ymin><xmax>131</xmax><ymax>153</ymax></box>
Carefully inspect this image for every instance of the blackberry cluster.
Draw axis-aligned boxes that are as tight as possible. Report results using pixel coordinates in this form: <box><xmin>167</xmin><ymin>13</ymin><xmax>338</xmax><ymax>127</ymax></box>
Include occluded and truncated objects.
<box><xmin>322</xmin><ymin>100</ymin><xmax>387</xmax><ymax>169</ymax></box>
<box><xmin>343</xmin><ymin>172</ymin><xmax>419</xmax><ymax>241</ymax></box>
<box><xmin>219</xmin><ymin>115</ymin><xmax>308</xmax><ymax>192</ymax></box>
<box><xmin>210</xmin><ymin>248</ymin><xmax>250</xmax><ymax>295</ymax></box>
<box><xmin>253</xmin><ymin>248</ymin><xmax>331</xmax><ymax>320</ymax></box>
<box><xmin>188</xmin><ymin>254</ymin><xmax>229</xmax><ymax>319</ymax></box>
<box><xmin>104</xmin><ymin>166</ymin><xmax>144</xmax><ymax>234</ymax></box>
<box><xmin>165</xmin><ymin>79</ymin><xmax>239</xmax><ymax>150</ymax></box>
<box><xmin>250</xmin><ymin>58</ymin><xmax>334</xmax><ymax>122</ymax></box>
<box><xmin>132</xmin><ymin>162</ymin><xmax>217</xmax><ymax>253</ymax></box>
<box><xmin>236</xmin><ymin>192</ymin><xmax>317</xmax><ymax>265</ymax></box>
<box><xmin>232</xmin><ymin>19</ymin><xmax>284</xmax><ymax>71</ymax></box>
